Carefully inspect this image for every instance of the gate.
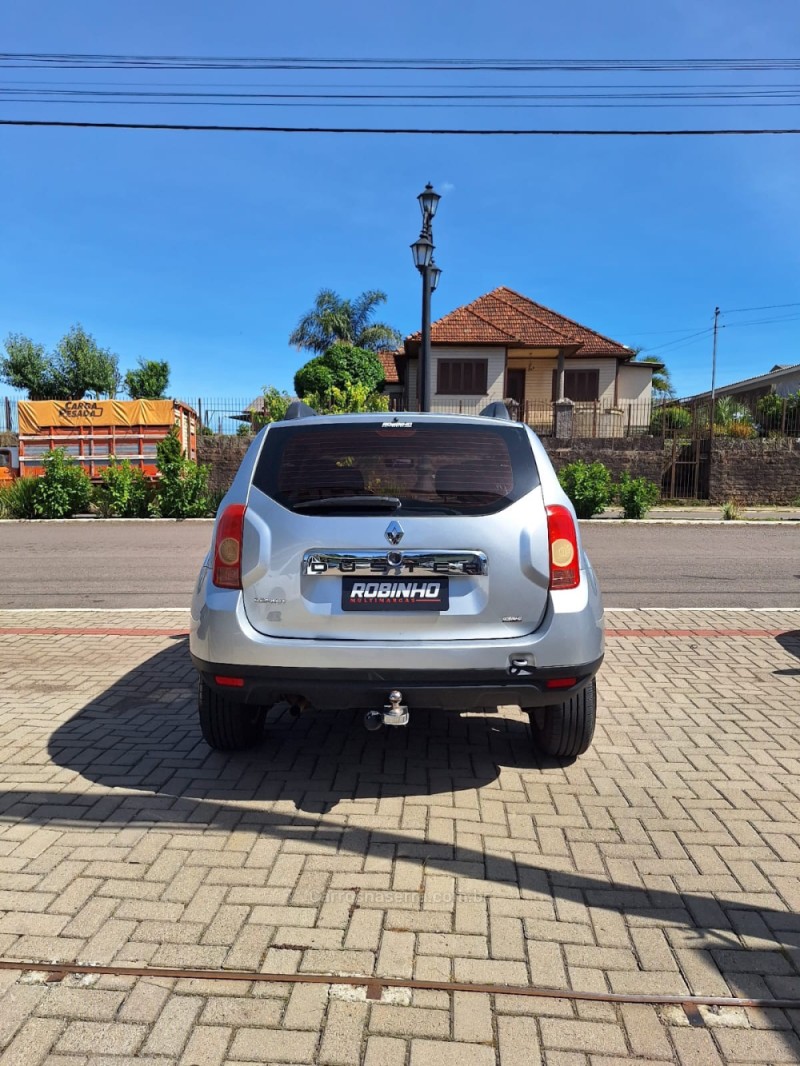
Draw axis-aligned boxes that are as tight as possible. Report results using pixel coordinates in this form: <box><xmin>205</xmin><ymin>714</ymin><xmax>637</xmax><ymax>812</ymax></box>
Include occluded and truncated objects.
<box><xmin>662</xmin><ymin>434</ymin><xmax>710</xmax><ymax>499</ymax></box>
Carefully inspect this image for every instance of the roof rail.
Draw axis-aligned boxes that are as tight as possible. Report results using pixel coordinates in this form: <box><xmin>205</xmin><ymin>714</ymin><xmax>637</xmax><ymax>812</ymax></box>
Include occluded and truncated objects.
<box><xmin>283</xmin><ymin>400</ymin><xmax>318</xmax><ymax>421</ymax></box>
<box><xmin>479</xmin><ymin>401</ymin><xmax>512</xmax><ymax>421</ymax></box>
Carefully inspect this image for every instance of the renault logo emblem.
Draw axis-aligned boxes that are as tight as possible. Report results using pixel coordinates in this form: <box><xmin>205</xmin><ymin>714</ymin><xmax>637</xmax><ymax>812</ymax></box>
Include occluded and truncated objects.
<box><xmin>385</xmin><ymin>520</ymin><xmax>404</xmax><ymax>545</ymax></box>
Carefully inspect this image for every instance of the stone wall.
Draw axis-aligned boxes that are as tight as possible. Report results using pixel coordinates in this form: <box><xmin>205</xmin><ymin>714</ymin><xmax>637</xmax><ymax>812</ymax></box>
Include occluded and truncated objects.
<box><xmin>198</xmin><ymin>435</ymin><xmax>252</xmax><ymax>496</ymax></box>
<box><xmin>708</xmin><ymin>438</ymin><xmax>800</xmax><ymax>505</ymax></box>
<box><xmin>0</xmin><ymin>432</ymin><xmax>18</xmax><ymax>449</ymax></box>
<box><xmin>198</xmin><ymin>431</ymin><xmax>800</xmax><ymax>505</ymax></box>
<box><xmin>542</xmin><ymin>436</ymin><xmax>664</xmax><ymax>485</ymax></box>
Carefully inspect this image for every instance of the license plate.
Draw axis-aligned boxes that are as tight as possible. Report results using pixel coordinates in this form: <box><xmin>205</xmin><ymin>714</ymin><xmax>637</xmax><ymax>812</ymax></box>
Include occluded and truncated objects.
<box><xmin>341</xmin><ymin>576</ymin><xmax>449</xmax><ymax>612</ymax></box>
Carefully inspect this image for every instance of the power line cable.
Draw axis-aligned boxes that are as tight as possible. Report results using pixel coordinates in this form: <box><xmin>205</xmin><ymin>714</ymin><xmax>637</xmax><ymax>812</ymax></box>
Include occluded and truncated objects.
<box><xmin>2</xmin><ymin>54</ymin><xmax>800</xmax><ymax>72</ymax></box>
<box><xmin>2</xmin><ymin>118</ymin><xmax>800</xmax><ymax>133</ymax></box>
<box><xmin>722</xmin><ymin>301</ymin><xmax>800</xmax><ymax>313</ymax></box>
<box><xmin>639</xmin><ymin>328</ymin><xmax>714</xmax><ymax>353</ymax></box>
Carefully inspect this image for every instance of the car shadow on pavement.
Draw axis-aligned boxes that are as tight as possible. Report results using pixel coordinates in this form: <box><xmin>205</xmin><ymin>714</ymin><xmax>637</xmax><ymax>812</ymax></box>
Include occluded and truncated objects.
<box><xmin>12</xmin><ymin>638</ymin><xmax>799</xmax><ymax>1027</ymax></box>
<box><xmin>775</xmin><ymin>630</ymin><xmax>800</xmax><ymax>675</ymax></box>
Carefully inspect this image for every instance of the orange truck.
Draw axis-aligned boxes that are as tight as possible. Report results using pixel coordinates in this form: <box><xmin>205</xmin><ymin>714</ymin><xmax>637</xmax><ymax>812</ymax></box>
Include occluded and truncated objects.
<box><xmin>16</xmin><ymin>398</ymin><xmax>197</xmax><ymax>480</ymax></box>
<box><xmin>0</xmin><ymin>445</ymin><xmax>18</xmax><ymax>484</ymax></box>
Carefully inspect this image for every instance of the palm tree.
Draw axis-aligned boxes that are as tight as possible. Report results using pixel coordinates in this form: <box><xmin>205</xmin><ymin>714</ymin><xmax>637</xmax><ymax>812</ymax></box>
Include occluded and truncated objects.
<box><xmin>289</xmin><ymin>289</ymin><xmax>401</xmax><ymax>354</ymax></box>
<box><xmin>637</xmin><ymin>354</ymin><xmax>674</xmax><ymax>400</ymax></box>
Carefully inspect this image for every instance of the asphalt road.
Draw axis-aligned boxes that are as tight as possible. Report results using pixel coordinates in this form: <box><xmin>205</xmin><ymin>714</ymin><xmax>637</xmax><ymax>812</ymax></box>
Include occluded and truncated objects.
<box><xmin>0</xmin><ymin>519</ymin><xmax>798</xmax><ymax>609</ymax></box>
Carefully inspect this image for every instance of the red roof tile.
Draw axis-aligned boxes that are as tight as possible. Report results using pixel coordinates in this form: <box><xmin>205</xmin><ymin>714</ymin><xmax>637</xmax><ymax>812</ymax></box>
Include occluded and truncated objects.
<box><xmin>406</xmin><ymin>286</ymin><xmax>631</xmax><ymax>357</ymax></box>
<box><xmin>378</xmin><ymin>350</ymin><xmax>402</xmax><ymax>384</ymax></box>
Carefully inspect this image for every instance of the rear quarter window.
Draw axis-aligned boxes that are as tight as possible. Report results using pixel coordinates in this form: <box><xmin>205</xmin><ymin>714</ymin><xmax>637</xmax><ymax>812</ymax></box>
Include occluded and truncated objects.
<box><xmin>251</xmin><ymin>420</ymin><xmax>539</xmax><ymax>516</ymax></box>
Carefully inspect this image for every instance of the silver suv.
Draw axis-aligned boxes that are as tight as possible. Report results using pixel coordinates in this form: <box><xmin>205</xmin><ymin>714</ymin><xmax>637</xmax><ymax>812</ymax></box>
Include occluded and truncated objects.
<box><xmin>190</xmin><ymin>405</ymin><xmax>604</xmax><ymax>758</ymax></box>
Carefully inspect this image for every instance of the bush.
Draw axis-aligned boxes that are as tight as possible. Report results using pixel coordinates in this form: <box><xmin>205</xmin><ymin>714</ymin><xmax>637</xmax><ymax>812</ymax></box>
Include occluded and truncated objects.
<box><xmin>722</xmin><ymin>499</ymin><xmax>740</xmax><ymax>520</ymax></box>
<box><xmin>94</xmin><ymin>459</ymin><xmax>152</xmax><ymax>517</ymax></box>
<box><xmin>152</xmin><ymin>427</ymin><xmax>211</xmax><ymax>518</ymax></box>
<box><xmin>0</xmin><ymin>476</ymin><xmax>39</xmax><ymax>519</ymax></box>
<box><xmin>558</xmin><ymin>460</ymin><xmax>614</xmax><ymax>519</ymax></box>
<box><xmin>253</xmin><ymin>385</ymin><xmax>293</xmax><ymax>426</ymax></box>
<box><xmin>724</xmin><ymin>421</ymin><xmax>757</xmax><ymax>439</ymax></box>
<box><xmin>303</xmin><ymin>381</ymin><xmax>390</xmax><ymax>414</ymax></box>
<box><xmin>650</xmin><ymin>406</ymin><xmax>692</xmax><ymax>434</ymax></box>
<box><xmin>32</xmin><ymin>449</ymin><xmax>92</xmax><ymax>518</ymax></box>
<box><xmin>714</xmin><ymin>397</ymin><xmax>755</xmax><ymax>434</ymax></box>
<box><xmin>617</xmin><ymin>473</ymin><xmax>660</xmax><ymax>519</ymax></box>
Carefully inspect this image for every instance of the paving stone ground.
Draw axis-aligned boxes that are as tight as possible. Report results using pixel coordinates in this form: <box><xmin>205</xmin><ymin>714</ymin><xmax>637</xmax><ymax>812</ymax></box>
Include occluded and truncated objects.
<box><xmin>0</xmin><ymin>608</ymin><xmax>799</xmax><ymax>1065</ymax></box>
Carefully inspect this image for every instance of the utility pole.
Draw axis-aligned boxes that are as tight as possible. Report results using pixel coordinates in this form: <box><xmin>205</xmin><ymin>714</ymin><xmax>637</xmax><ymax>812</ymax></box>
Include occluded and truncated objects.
<box><xmin>709</xmin><ymin>306</ymin><xmax>720</xmax><ymax>439</ymax></box>
<box><xmin>710</xmin><ymin>306</ymin><xmax>720</xmax><ymax>408</ymax></box>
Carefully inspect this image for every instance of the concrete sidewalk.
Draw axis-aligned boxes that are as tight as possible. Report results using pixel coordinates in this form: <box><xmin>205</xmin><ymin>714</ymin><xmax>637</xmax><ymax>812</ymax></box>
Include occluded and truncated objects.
<box><xmin>1</xmin><ymin>609</ymin><xmax>799</xmax><ymax>1064</ymax></box>
<box><xmin>589</xmin><ymin>506</ymin><xmax>800</xmax><ymax>522</ymax></box>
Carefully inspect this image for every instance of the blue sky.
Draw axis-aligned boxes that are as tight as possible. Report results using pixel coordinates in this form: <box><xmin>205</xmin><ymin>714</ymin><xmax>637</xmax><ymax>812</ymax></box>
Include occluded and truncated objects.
<box><xmin>1</xmin><ymin>0</ymin><xmax>799</xmax><ymax>405</ymax></box>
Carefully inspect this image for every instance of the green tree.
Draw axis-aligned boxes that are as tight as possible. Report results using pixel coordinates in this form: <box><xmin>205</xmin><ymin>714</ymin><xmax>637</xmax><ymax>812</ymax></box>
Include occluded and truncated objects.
<box><xmin>1</xmin><ymin>325</ymin><xmax>119</xmax><ymax>400</ymax></box>
<box><xmin>289</xmin><ymin>289</ymin><xmax>401</xmax><ymax>354</ymax></box>
<box><xmin>294</xmin><ymin>342</ymin><xmax>385</xmax><ymax>399</ymax></box>
<box><xmin>124</xmin><ymin>358</ymin><xmax>170</xmax><ymax>399</ymax></box>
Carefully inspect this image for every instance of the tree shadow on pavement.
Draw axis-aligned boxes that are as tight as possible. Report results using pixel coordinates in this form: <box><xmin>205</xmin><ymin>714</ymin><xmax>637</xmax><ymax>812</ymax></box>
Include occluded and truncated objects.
<box><xmin>2</xmin><ymin>638</ymin><xmax>794</xmax><ymax>1043</ymax></box>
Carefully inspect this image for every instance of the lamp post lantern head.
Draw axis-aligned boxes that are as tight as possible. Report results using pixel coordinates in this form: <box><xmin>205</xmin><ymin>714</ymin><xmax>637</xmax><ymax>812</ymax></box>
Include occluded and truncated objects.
<box><xmin>410</xmin><ymin>232</ymin><xmax>434</xmax><ymax>270</ymax></box>
<box><xmin>429</xmin><ymin>261</ymin><xmax>442</xmax><ymax>292</ymax></box>
<box><xmin>418</xmin><ymin>182</ymin><xmax>441</xmax><ymax>222</ymax></box>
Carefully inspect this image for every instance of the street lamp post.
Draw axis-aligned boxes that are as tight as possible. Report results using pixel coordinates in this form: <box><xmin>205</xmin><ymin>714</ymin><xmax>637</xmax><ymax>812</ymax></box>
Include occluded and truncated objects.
<box><xmin>410</xmin><ymin>183</ymin><xmax>442</xmax><ymax>412</ymax></box>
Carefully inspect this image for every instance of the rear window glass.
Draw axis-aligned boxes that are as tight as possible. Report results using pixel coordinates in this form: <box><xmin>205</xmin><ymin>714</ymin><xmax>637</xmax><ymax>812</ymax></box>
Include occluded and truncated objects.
<box><xmin>252</xmin><ymin>420</ymin><xmax>539</xmax><ymax>516</ymax></box>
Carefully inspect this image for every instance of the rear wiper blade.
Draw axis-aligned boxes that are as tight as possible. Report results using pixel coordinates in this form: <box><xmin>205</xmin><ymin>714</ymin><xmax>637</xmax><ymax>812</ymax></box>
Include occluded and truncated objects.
<box><xmin>294</xmin><ymin>495</ymin><xmax>401</xmax><ymax>513</ymax></box>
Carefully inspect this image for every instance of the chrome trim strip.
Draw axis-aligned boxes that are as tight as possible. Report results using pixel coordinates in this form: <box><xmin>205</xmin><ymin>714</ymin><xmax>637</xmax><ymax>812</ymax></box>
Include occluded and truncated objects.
<box><xmin>303</xmin><ymin>549</ymin><xmax>488</xmax><ymax>577</ymax></box>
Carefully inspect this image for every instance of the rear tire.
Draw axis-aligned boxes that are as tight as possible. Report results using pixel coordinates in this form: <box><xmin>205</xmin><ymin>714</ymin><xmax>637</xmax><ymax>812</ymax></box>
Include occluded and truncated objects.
<box><xmin>528</xmin><ymin>679</ymin><xmax>596</xmax><ymax>758</ymax></box>
<box><xmin>198</xmin><ymin>680</ymin><xmax>267</xmax><ymax>751</ymax></box>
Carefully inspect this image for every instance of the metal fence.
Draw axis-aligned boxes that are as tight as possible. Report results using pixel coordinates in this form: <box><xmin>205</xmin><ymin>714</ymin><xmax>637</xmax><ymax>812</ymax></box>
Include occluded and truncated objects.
<box><xmin>3</xmin><ymin>392</ymin><xmax>799</xmax><ymax>440</ymax></box>
<box><xmin>177</xmin><ymin>397</ymin><xmax>256</xmax><ymax>436</ymax></box>
<box><xmin>430</xmin><ymin>399</ymin><xmax>655</xmax><ymax>438</ymax></box>
<box><xmin>664</xmin><ymin>395</ymin><xmax>800</xmax><ymax>439</ymax></box>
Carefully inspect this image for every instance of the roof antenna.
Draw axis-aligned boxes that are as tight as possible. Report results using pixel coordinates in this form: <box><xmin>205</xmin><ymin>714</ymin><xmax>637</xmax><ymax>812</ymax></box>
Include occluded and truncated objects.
<box><xmin>479</xmin><ymin>401</ymin><xmax>511</xmax><ymax>420</ymax></box>
<box><xmin>283</xmin><ymin>400</ymin><xmax>318</xmax><ymax>421</ymax></box>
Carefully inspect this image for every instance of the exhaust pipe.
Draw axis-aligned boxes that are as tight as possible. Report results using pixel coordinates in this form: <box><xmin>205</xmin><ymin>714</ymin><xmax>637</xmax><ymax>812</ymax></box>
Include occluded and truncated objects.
<box><xmin>364</xmin><ymin>690</ymin><xmax>410</xmax><ymax>730</ymax></box>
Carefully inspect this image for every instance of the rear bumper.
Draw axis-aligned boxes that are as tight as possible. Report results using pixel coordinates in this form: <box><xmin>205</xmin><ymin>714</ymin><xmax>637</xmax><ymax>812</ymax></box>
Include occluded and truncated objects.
<box><xmin>189</xmin><ymin>560</ymin><xmax>604</xmax><ymax>711</ymax></box>
<box><xmin>192</xmin><ymin>655</ymin><xmax>603</xmax><ymax>711</ymax></box>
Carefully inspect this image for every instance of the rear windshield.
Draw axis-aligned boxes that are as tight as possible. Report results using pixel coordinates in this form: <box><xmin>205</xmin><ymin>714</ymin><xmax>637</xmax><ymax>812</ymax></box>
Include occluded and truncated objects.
<box><xmin>252</xmin><ymin>420</ymin><xmax>539</xmax><ymax>516</ymax></box>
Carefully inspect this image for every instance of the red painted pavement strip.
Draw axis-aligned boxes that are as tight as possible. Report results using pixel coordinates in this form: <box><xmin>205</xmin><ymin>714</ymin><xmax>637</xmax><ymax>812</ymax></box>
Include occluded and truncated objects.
<box><xmin>0</xmin><ymin>627</ymin><xmax>189</xmax><ymax>637</ymax></box>
<box><xmin>0</xmin><ymin>626</ymin><xmax>794</xmax><ymax>639</ymax></box>
<box><xmin>606</xmin><ymin>627</ymin><xmax>793</xmax><ymax>638</ymax></box>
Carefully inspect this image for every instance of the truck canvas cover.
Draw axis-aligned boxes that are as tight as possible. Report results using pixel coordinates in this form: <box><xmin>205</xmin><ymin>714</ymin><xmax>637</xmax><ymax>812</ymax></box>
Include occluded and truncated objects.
<box><xmin>17</xmin><ymin>399</ymin><xmax>178</xmax><ymax>433</ymax></box>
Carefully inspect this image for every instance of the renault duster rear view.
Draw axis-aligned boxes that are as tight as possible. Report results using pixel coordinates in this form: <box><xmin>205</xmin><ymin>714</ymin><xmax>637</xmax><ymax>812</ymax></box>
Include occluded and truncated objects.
<box><xmin>190</xmin><ymin>405</ymin><xmax>604</xmax><ymax>757</ymax></box>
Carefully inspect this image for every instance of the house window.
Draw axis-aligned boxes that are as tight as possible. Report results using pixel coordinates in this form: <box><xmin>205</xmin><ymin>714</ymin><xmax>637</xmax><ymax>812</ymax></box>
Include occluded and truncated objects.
<box><xmin>437</xmin><ymin>359</ymin><xmax>488</xmax><ymax>395</ymax></box>
<box><xmin>552</xmin><ymin>368</ymin><xmax>600</xmax><ymax>402</ymax></box>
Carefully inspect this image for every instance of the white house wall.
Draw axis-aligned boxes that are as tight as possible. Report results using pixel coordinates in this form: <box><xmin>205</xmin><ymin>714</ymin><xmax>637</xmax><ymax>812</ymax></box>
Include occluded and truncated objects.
<box><xmin>429</xmin><ymin>346</ymin><xmax>506</xmax><ymax>410</ymax></box>
<box><xmin>507</xmin><ymin>349</ymin><xmax>558</xmax><ymax>404</ymax></box>
<box><xmin>617</xmin><ymin>364</ymin><xmax>653</xmax><ymax>403</ymax></box>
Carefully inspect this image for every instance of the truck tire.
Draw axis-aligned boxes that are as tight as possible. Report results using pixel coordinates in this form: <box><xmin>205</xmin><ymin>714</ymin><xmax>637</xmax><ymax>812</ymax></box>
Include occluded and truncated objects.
<box><xmin>198</xmin><ymin>680</ymin><xmax>266</xmax><ymax>751</ymax></box>
<box><xmin>528</xmin><ymin>679</ymin><xmax>596</xmax><ymax>758</ymax></box>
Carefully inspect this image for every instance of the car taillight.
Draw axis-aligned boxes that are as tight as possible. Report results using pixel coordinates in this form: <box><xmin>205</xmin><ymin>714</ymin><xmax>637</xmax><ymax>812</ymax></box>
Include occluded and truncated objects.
<box><xmin>212</xmin><ymin>504</ymin><xmax>246</xmax><ymax>589</ymax></box>
<box><xmin>546</xmin><ymin>504</ymin><xmax>580</xmax><ymax>591</ymax></box>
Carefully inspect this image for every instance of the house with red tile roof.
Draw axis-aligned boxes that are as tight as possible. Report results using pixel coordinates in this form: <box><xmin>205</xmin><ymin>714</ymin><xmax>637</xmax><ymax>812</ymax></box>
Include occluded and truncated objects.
<box><xmin>393</xmin><ymin>286</ymin><xmax>658</xmax><ymax>433</ymax></box>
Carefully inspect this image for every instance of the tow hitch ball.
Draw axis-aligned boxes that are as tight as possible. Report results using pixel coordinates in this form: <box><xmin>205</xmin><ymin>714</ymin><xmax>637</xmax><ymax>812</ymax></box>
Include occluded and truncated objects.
<box><xmin>364</xmin><ymin>690</ymin><xmax>410</xmax><ymax>731</ymax></box>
